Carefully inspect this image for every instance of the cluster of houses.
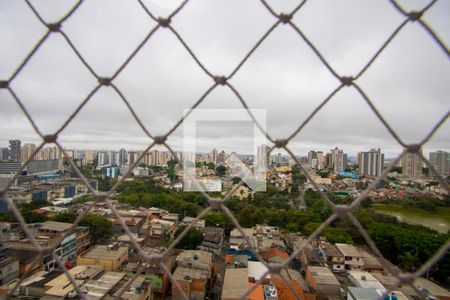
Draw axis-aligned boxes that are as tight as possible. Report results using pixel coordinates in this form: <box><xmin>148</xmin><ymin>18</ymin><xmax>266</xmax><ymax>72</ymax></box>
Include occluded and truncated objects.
<box><xmin>219</xmin><ymin>228</ymin><xmax>449</xmax><ymax>300</ymax></box>
<box><xmin>0</xmin><ymin>201</ymin><xmax>448</xmax><ymax>299</ymax></box>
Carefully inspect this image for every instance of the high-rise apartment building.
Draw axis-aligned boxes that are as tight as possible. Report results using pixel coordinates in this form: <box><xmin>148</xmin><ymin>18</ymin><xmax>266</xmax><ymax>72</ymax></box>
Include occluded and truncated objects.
<box><xmin>429</xmin><ymin>151</ymin><xmax>449</xmax><ymax>177</ymax></box>
<box><xmin>316</xmin><ymin>151</ymin><xmax>325</xmax><ymax>165</ymax></box>
<box><xmin>358</xmin><ymin>148</ymin><xmax>384</xmax><ymax>177</ymax></box>
<box><xmin>83</xmin><ymin>150</ymin><xmax>95</xmax><ymax>165</ymax></box>
<box><xmin>325</xmin><ymin>153</ymin><xmax>332</xmax><ymax>169</ymax></box>
<box><xmin>144</xmin><ymin>150</ymin><xmax>170</xmax><ymax>166</ymax></box>
<box><xmin>118</xmin><ymin>148</ymin><xmax>127</xmax><ymax>165</ymax></box>
<box><xmin>21</xmin><ymin>143</ymin><xmax>36</xmax><ymax>162</ymax></box>
<box><xmin>73</xmin><ymin>149</ymin><xmax>85</xmax><ymax>160</ymax></box>
<box><xmin>145</xmin><ymin>150</ymin><xmax>158</xmax><ymax>166</ymax></box>
<box><xmin>36</xmin><ymin>146</ymin><xmax>60</xmax><ymax>161</ymax></box>
<box><xmin>256</xmin><ymin>145</ymin><xmax>269</xmax><ymax>171</ymax></box>
<box><xmin>401</xmin><ymin>149</ymin><xmax>423</xmax><ymax>178</ymax></box>
<box><xmin>97</xmin><ymin>151</ymin><xmax>109</xmax><ymax>166</ymax></box>
<box><xmin>9</xmin><ymin>139</ymin><xmax>21</xmax><ymax>161</ymax></box>
<box><xmin>127</xmin><ymin>151</ymin><xmax>138</xmax><ymax>165</ymax></box>
<box><xmin>330</xmin><ymin>147</ymin><xmax>347</xmax><ymax>173</ymax></box>
<box><xmin>307</xmin><ymin>151</ymin><xmax>316</xmax><ymax>165</ymax></box>
<box><xmin>308</xmin><ymin>151</ymin><xmax>324</xmax><ymax>169</ymax></box>
<box><xmin>218</xmin><ymin>150</ymin><xmax>227</xmax><ymax>164</ymax></box>
<box><xmin>158</xmin><ymin>151</ymin><xmax>168</xmax><ymax>166</ymax></box>
<box><xmin>276</xmin><ymin>153</ymin><xmax>282</xmax><ymax>165</ymax></box>
<box><xmin>0</xmin><ymin>148</ymin><xmax>6</xmax><ymax>161</ymax></box>
<box><xmin>109</xmin><ymin>151</ymin><xmax>119</xmax><ymax>165</ymax></box>
<box><xmin>0</xmin><ymin>148</ymin><xmax>9</xmax><ymax>161</ymax></box>
<box><xmin>210</xmin><ymin>148</ymin><xmax>218</xmax><ymax>164</ymax></box>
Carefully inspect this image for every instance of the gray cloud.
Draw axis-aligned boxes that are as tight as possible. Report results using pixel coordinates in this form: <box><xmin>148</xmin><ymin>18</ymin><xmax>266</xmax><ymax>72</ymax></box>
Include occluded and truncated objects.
<box><xmin>0</xmin><ymin>0</ymin><xmax>448</xmax><ymax>158</ymax></box>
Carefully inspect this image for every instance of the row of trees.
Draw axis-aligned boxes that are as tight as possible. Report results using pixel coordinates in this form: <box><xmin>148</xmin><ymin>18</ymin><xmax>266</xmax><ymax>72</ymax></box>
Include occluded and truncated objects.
<box><xmin>0</xmin><ymin>202</ymin><xmax>113</xmax><ymax>245</ymax></box>
<box><xmin>116</xmin><ymin>179</ymin><xmax>203</xmax><ymax>217</ymax></box>
<box><xmin>51</xmin><ymin>212</ymin><xmax>113</xmax><ymax>244</ymax></box>
<box><xmin>0</xmin><ymin>199</ymin><xmax>50</xmax><ymax>223</ymax></box>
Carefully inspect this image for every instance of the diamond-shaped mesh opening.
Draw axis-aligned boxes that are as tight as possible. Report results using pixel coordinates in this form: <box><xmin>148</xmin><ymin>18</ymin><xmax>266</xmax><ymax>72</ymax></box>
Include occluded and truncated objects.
<box><xmin>0</xmin><ymin>0</ymin><xmax>448</xmax><ymax>299</ymax></box>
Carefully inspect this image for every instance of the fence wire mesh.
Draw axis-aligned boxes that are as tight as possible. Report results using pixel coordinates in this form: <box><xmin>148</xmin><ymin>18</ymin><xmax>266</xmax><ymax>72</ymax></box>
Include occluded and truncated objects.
<box><xmin>0</xmin><ymin>0</ymin><xmax>449</xmax><ymax>299</ymax></box>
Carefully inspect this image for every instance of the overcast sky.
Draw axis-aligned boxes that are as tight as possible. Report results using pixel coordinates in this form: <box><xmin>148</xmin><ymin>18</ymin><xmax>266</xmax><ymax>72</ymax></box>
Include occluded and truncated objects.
<box><xmin>0</xmin><ymin>0</ymin><xmax>449</xmax><ymax>157</ymax></box>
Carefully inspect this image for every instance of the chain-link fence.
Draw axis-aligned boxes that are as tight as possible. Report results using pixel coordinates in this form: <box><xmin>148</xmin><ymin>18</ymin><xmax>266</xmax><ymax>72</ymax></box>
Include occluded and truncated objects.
<box><xmin>0</xmin><ymin>0</ymin><xmax>449</xmax><ymax>299</ymax></box>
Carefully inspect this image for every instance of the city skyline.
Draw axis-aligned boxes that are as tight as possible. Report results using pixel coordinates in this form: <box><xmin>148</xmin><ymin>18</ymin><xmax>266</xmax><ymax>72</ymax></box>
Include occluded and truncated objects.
<box><xmin>1</xmin><ymin>138</ymin><xmax>450</xmax><ymax>160</ymax></box>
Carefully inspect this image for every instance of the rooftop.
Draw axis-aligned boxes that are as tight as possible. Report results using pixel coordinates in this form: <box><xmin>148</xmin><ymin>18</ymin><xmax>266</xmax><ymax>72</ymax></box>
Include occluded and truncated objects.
<box><xmin>348</xmin><ymin>271</ymin><xmax>386</xmax><ymax>292</ymax></box>
<box><xmin>335</xmin><ymin>243</ymin><xmax>362</xmax><ymax>258</ymax></box>
<box><xmin>0</xmin><ymin>255</ymin><xmax>18</xmax><ymax>268</ymax></box>
<box><xmin>84</xmin><ymin>272</ymin><xmax>126</xmax><ymax>300</ymax></box>
<box><xmin>110</xmin><ymin>217</ymin><xmax>143</xmax><ymax>226</ymax></box>
<box><xmin>80</xmin><ymin>245</ymin><xmax>128</xmax><ymax>261</ymax></box>
<box><xmin>176</xmin><ymin>250</ymin><xmax>213</xmax><ymax>271</ymax></box>
<box><xmin>358</xmin><ymin>248</ymin><xmax>383</xmax><ymax>269</ymax></box>
<box><xmin>45</xmin><ymin>265</ymin><xmax>104</xmax><ymax>297</ymax></box>
<box><xmin>307</xmin><ymin>266</ymin><xmax>340</xmax><ymax>286</ymax></box>
<box><xmin>161</xmin><ymin>213</ymin><xmax>179</xmax><ymax>221</ymax></box>
<box><xmin>173</xmin><ymin>266</ymin><xmax>210</xmax><ymax>281</ymax></box>
<box><xmin>371</xmin><ymin>273</ymin><xmax>418</xmax><ymax>298</ymax></box>
<box><xmin>271</xmin><ymin>275</ymin><xmax>305</xmax><ymax>300</ymax></box>
<box><xmin>413</xmin><ymin>277</ymin><xmax>450</xmax><ymax>298</ymax></box>
<box><xmin>36</xmin><ymin>206</ymin><xmax>68</xmax><ymax>213</ymax></box>
<box><xmin>322</xmin><ymin>243</ymin><xmax>344</xmax><ymax>258</ymax></box>
<box><xmin>39</xmin><ymin>221</ymin><xmax>73</xmax><ymax>232</ymax></box>
<box><xmin>279</xmin><ymin>268</ymin><xmax>308</xmax><ymax>292</ymax></box>
<box><xmin>221</xmin><ymin>268</ymin><xmax>248</xmax><ymax>299</ymax></box>
<box><xmin>110</xmin><ymin>275</ymin><xmax>152</xmax><ymax>300</ymax></box>
<box><xmin>248</xmin><ymin>261</ymin><xmax>270</xmax><ymax>282</ymax></box>
<box><xmin>3</xmin><ymin>248</ymin><xmax>39</xmax><ymax>264</ymax></box>
<box><xmin>20</xmin><ymin>270</ymin><xmax>63</xmax><ymax>289</ymax></box>
<box><xmin>150</xmin><ymin>218</ymin><xmax>174</xmax><ymax>226</ymax></box>
<box><xmin>248</xmin><ymin>282</ymin><xmax>265</xmax><ymax>300</ymax></box>
<box><xmin>182</xmin><ymin>216</ymin><xmax>205</xmax><ymax>225</ymax></box>
<box><xmin>260</xmin><ymin>247</ymin><xmax>289</xmax><ymax>263</ymax></box>
<box><xmin>230</xmin><ymin>228</ymin><xmax>255</xmax><ymax>238</ymax></box>
<box><xmin>203</xmin><ymin>227</ymin><xmax>224</xmax><ymax>243</ymax></box>
<box><xmin>348</xmin><ymin>287</ymin><xmax>382</xmax><ymax>300</ymax></box>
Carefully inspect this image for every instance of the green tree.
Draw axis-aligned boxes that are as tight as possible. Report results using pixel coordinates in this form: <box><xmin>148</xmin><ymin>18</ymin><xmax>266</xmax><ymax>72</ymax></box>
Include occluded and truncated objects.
<box><xmin>174</xmin><ymin>226</ymin><xmax>204</xmax><ymax>249</ymax></box>
<box><xmin>51</xmin><ymin>211</ymin><xmax>77</xmax><ymax>223</ymax></box>
<box><xmin>80</xmin><ymin>214</ymin><xmax>113</xmax><ymax>244</ymax></box>
<box><xmin>16</xmin><ymin>199</ymin><xmax>52</xmax><ymax>223</ymax></box>
<box><xmin>203</xmin><ymin>211</ymin><xmax>226</xmax><ymax>228</ymax></box>
<box><xmin>366</xmin><ymin>221</ymin><xmax>449</xmax><ymax>286</ymax></box>
<box><xmin>98</xmin><ymin>177</ymin><xmax>116</xmax><ymax>192</ymax></box>
<box><xmin>238</xmin><ymin>206</ymin><xmax>254</xmax><ymax>227</ymax></box>
<box><xmin>0</xmin><ymin>211</ymin><xmax>15</xmax><ymax>222</ymax></box>
<box><xmin>318</xmin><ymin>171</ymin><xmax>329</xmax><ymax>178</ymax></box>
<box><xmin>398</xmin><ymin>252</ymin><xmax>419</xmax><ymax>272</ymax></box>
<box><xmin>252</xmin><ymin>209</ymin><xmax>265</xmax><ymax>225</ymax></box>
<box><xmin>203</xmin><ymin>211</ymin><xmax>234</xmax><ymax>233</ymax></box>
<box><xmin>215</xmin><ymin>165</ymin><xmax>227</xmax><ymax>177</ymax></box>
<box><xmin>302</xmin><ymin>223</ymin><xmax>353</xmax><ymax>244</ymax></box>
<box><xmin>361</xmin><ymin>197</ymin><xmax>373</xmax><ymax>208</ymax></box>
<box><xmin>391</xmin><ymin>166</ymin><xmax>402</xmax><ymax>173</ymax></box>
<box><xmin>75</xmin><ymin>194</ymin><xmax>94</xmax><ymax>203</ymax></box>
<box><xmin>28</xmin><ymin>199</ymin><xmax>52</xmax><ymax>209</ymax></box>
<box><xmin>232</xmin><ymin>177</ymin><xmax>242</xmax><ymax>184</ymax></box>
<box><xmin>21</xmin><ymin>210</ymin><xmax>47</xmax><ymax>223</ymax></box>
<box><xmin>292</xmin><ymin>165</ymin><xmax>307</xmax><ymax>186</ymax></box>
<box><xmin>167</xmin><ymin>160</ymin><xmax>178</xmax><ymax>182</ymax></box>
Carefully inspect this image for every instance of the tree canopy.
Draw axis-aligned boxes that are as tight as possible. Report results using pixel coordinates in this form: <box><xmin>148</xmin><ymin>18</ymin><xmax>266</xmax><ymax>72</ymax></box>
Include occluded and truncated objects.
<box><xmin>174</xmin><ymin>225</ymin><xmax>204</xmax><ymax>250</ymax></box>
